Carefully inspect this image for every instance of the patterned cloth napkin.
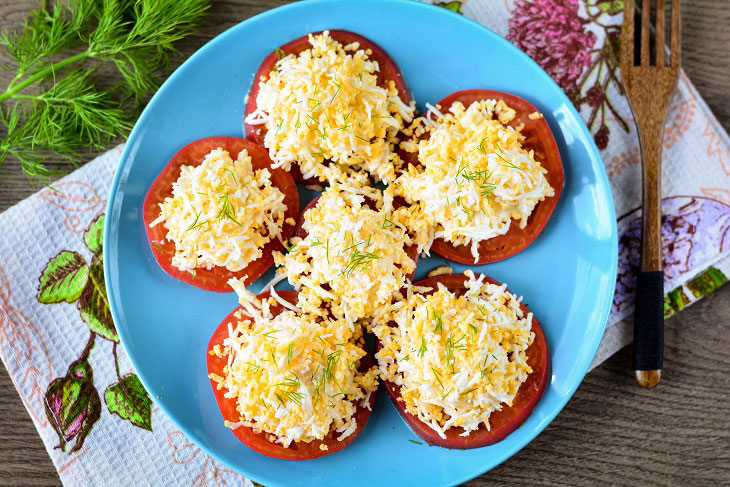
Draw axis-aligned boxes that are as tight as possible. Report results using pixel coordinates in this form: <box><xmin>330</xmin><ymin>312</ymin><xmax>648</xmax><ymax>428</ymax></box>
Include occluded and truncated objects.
<box><xmin>1</xmin><ymin>1</ymin><xmax>729</xmax><ymax>485</ymax></box>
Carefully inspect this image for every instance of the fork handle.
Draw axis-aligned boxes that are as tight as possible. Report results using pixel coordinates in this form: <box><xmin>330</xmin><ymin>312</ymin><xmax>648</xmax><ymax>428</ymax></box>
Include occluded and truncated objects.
<box><xmin>633</xmin><ymin>121</ymin><xmax>665</xmax><ymax>387</ymax></box>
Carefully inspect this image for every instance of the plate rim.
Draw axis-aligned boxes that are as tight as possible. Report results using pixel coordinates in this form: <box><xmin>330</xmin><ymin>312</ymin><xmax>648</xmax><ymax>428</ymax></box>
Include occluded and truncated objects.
<box><xmin>103</xmin><ymin>1</ymin><xmax>619</xmax><ymax>485</ymax></box>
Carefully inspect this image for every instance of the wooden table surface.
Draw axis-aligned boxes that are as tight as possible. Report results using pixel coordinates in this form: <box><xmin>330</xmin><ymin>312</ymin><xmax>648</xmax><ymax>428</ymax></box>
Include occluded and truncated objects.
<box><xmin>1</xmin><ymin>1</ymin><xmax>729</xmax><ymax>485</ymax></box>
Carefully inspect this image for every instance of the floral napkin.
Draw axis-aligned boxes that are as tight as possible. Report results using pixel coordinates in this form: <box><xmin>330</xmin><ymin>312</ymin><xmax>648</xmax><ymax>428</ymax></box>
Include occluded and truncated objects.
<box><xmin>1</xmin><ymin>1</ymin><xmax>729</xmax><ymax>485</ymax></box>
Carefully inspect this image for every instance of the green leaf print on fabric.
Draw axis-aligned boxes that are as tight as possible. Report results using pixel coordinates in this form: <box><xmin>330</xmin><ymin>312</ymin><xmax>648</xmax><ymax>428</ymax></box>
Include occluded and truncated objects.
<box><xmin>78</xmin><ymin>254</ymin><xmax>118</xmax><ymax>342</ymax></box>
<box><xmin>39</xmin><ymin>213</ymin><xmax>153</xmax><ymax>454</ymax></box>
<box><xmin>44</xmin><ymin>336</ymin><xmax>102</xmax><ymax>453</ymax></box>
<box><xmin>105</xmin><ymin>374</ymin><xmax>153</xmax><ymax>431</ymax></box>
<box><xmin>436</xmin><ymin>1</ymin><xmax>463</xmax><ymax>13</ymax></box>
<box><xmin>84</xmin><ymin>214</ymin><xmax>105</xmax><ymax>255</ymax></box>
<box><xmin>38</xmin><ymin>251</ymin><xmax>89</xmax><ymax>304</ymax></box>
<box><xmin>664</xmin><ymin>267</ymin><xmax>729</xmax><ymax>318</ymax></box>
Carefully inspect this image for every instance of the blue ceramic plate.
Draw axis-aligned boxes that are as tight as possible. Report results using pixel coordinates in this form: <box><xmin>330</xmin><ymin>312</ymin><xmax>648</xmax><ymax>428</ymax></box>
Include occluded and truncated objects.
<box><xmin>104</xmin><ymin>1</ymin><xmax>617</xmax><ymax>485</ymax></box>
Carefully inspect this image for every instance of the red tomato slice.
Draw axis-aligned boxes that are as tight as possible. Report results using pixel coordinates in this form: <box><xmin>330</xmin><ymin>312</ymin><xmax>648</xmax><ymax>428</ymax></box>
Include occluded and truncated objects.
<box><xmin>294</xmin><ymin>195</ymin><xmax>419</xmax><ymax>281</ymax></box>
<box><xmin>407</xmin><ymin>90</ymin><xmax>564</xmax><ymax>264</ymax></box>
<box><xmin>244</xmin><ymin>30</ymin><xmax>412</xmax><ymax>183</ymax></box>
<box><xmin>206</xmin><ymin>290</ymin><xmax>376</xmax><ymax>460</ymax></box>
<box><xmin>377</xmin><ymin>273</ymin><xmax>550</xmax><ymax>449</ymax></box>
<box><xmin>142</xmin><ymin>137</ymin><xmax>299</xmax><ymax>293</ymax></box>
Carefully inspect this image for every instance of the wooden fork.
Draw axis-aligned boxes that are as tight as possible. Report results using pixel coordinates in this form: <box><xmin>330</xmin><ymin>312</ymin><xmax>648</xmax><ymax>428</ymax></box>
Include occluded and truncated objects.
<box><xmin>620</xmin><ymin>0</ymin><xmax>680</xmax><ymax>388</ymax></box>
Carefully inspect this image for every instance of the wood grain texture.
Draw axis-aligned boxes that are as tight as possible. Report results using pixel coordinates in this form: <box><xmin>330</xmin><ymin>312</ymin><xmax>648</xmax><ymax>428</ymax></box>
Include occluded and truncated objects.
<box><xmin>1</xmin><ymin>1</ymin><xmax>729</xmax><ymax>485</ymax></box>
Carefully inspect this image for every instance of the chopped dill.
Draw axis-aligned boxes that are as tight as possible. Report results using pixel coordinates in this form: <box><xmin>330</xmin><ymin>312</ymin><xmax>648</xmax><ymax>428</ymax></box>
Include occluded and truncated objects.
<box><xmin>431</xmin><ymin>367</ymin><xmax>444</xmax><ymax>388</ymax></box>
<box><xmin>409</xmin><ymin>440</ymin><xmax>423</xmax><ymax>445</ymax></box>
<box><xmin>186</xmin><ymin>209</ymin><xmax>203</xmax><ymax>231</ymax></box>
<box><xmin>382</xmin><ymin>217</ymin><xmax>395</xmax><ymax>229</ymax></box>
<box><xmin>355</xmin><ymin>135</ymin><xmax>370</xmax><ymax>143</ymax></box>
<box><xmin>432</xmin><ymin>308</ymin><xmax>443</xmax><ymax>333</ymax></box>
<box><xmin>216</xmin><ymin>192</ymin><xmax>242</xmax><ymax>226</ymax></box>
<box><xmin>223</xmin><ymin>168</ymin><xmax>239</xmax><ymax>187</ymax></box>
<box><xmin>417</xmin><ymin>336</ymin><xmax>427</xmax><ymax>358</ymax></box>
<box><xmin>150</xmin><ymin>244</ymin><xmax>168</xmax><ymax>254</ymax></box>
<box><xmin>329</xmin><ymin>78</ymin><xmax>341</xmax><ymax>105</ymax></box>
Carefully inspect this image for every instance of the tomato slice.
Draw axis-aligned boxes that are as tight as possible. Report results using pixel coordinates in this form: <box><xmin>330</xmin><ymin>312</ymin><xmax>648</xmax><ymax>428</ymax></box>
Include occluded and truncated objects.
<box><xmin>142</xmin><ymin>137</ymin><xmax>300</xmax><ymax>293</ymax></box>
<box><xmin>244</xmin><ymin>30</ymin><xmax>412</xmax><ymax>183</ymax></box>
<box><xmin>377</xmin><ymin>273</ymin><xmax>550</xmax><ymax>449</ymax></box>
<box><xmin>407</xmin><ymin>90</ymin><xmax>564</xmax><ymax>264</ymax></box>
<box><xmin>206</xmin><ymin>290</ymin><xmax>375</xmax><ymax>460</ymax></box>
<box><xmin>294</xmin><ymin>195</ymin><xmax>419</xmax><ymax>281</ymax></box>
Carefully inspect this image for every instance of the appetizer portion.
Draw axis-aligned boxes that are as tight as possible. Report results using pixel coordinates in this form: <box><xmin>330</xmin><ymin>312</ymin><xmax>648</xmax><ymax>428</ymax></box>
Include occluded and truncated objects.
<box><xmin>275</xmin><ymin>179</ymin><xmax>418</xmax><ymax>327</ymax></box>
<box><xmin>396</xmin><ymin>90</ymin><xmax>564</xmax><ymax>264</ymax></box>
<box><xmin>143</xmin><ymin>137</ymin><xmax>299</xmax><ymax>292</ymax></box>
<box><xmin>207</xmin><ymin>286</ymin><xmax>378</xmax><ymax>460</ymax></box>
<box><xmin>374</xmin><ymin>271</ymin><xmax>549</xmax><ymax>448</ymax></box>
<box><xmin>244</xmin><ymin>30</ymin><xmax>415</xmax><ymax>184</ymax></box>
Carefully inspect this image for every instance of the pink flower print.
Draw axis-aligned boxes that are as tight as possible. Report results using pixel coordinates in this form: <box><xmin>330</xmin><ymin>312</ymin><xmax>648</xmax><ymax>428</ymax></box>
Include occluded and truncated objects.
<box><xmin>507</xmin><ymin>0</ymin><xmax>597</xmax><ymax>96</ymax></box>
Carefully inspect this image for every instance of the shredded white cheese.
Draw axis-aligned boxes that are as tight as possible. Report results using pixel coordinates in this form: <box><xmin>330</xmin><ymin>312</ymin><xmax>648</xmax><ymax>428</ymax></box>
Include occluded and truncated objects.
<box><xmin>210</xmin><ymin>288</ymin><xmax>378</xmax><ymax>447</ymax></box>
<box><xmin>245</xmin><ymin>31</ymin><xmax>415</xmax><ymax>184</ymax></box>
<box><xmin>395</xmin><ymin>100</ymin><xmax>554</xmax><ymax>262</ymax></box>
<box><xmin>149</xmin><ymin>148</ymin><xmax>288</xmax><ymax>273</ymax></box>
<box><xmin>373</xmin><ymin>270</ymin><xmax>534</xmax><ymax>438</ymax></box>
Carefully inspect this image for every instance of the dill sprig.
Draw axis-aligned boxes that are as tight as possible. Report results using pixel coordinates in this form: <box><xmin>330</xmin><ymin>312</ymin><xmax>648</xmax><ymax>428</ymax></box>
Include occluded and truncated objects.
<box><xmin>0</xmin><ymin>0</ymin><xmax>210</xmax><ymax>183</ymax></box>
<box><xmin>432</xmin><ymin>308</ymin><xmax>443</xmax><ymax>333</ymax></box>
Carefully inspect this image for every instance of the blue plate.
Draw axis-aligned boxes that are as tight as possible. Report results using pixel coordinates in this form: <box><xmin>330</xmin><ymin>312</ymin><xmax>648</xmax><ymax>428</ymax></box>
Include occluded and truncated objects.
<box><xmin>104</xmin><ymin>1</ymin><xmax>618</xmax><ymax>485</ymax></box>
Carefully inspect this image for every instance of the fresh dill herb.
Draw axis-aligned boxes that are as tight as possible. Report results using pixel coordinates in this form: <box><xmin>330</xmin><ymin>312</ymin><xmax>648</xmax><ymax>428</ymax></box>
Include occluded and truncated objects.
<box><xmin>310</xmin><ymin>237</ymin><xmax>324</xmax><ymax>247</ymax></box>
<box><xmin>476</xmin><ymin>137</ymin><xmax>488</xmax><ymax>156</ymax></box>
<box><xmin>295</xmin><ymin>111</ymin><xmax>301</xmax><ymax>130</ymax></box>
<box><xmin>431</xmin><ymin>367</ymin><xmax>444</xmax><ymax>389</ymax></box>
<box><xmin>432</xmin><ymin>308</ymin><xmax>443</xmax><ymax>333</ymax></box>
<box><xmin>224</xmin><ymin>168</ymin><xmax>239</xmax><ymax>187</ymax></box>
<box><xmin>216</xmin><ymin>192</ymin><xmax>242</xmax><ymax>226</ymax></box>
<box><xmin>275</xmin><ymin>118</ymin><xmax>283</xmax><ymax>135</ymax></box>
<box><xmin>286</xmin><ymin>242</ymin><xmax>297</xmax><ymax>253</ymax></box>
<box><xmin>306</xmin><ymin>113</ymin><xmax>318</xmax><ymax>124</ymax></box>
<box><xmin>186</xmin><ymin>209</ymin><xmax>203</xmax><ymax>231</ymax></box>
<box><xmin>283</xmin><ymin>390</ymin><xmax>303</xmax><ymax>406</ymax></box>
<box><xmin>382</xmin><ymin>217</ymin><xmax>395</xmax><ymax>229</ymax></box>
<box><xmin>408</xmin><ymin>440</ymin><xmax>423</xmax><ymax>445</ymax></box>
<box><xmin>417</xmin><ymin>336</ymin><xmax>427</xmax><ymax>358</ymax></box>
<box><xmin>287</xmin><ymin>343</ymin><xmax>293</xmax><ymax>364</ymax></box>
<box><xmin>311</xmin><ymin>150</ymin><xmax>324</xmax><ymax>157</ymax></box>
<box><xmin>275</xmin><ymin>47</ymin><xmax>285</xmax><ymax>61</ymax></box>
<box><xmin>495</xmin><ymin>141</ymin><xmax>522</xmax><ymax>170</ymax></box>
<box><xmin>355</xmin><ymin>135</ymin><xmax>370</xmax><ymax>143</ymax></box>
<box><xmin>325</xmin><ymin>237</ymin><xmax>330</xmax><ymax>264</ymax></box>
<box><xmin>460</xmin><ymin>387</ymin><xmax>478</xmax><ymax>396</ymax></box>
<box><xmin>456</xmin><ymin>196</ymin><xmax>472</xmax><ymax>222</ymax></box>
<box><xmin>441</xmin><ymin>386</ymin><xmax>454</xmax><ymax>399</ymax></box>
<box><xmin>468</xmin><ymin>323</ymin><xmax>478</xmax><ymax>337</ymax></box>
<box><xmin>340</xmin><ymin>248</ymin><xmax>381</xmax><ymax>277</ymax></box>
<box><xmin>0</xmin><ymin>0</ymin><xmax>210</xmax><ymax>183</ymax></box>
<box><xmin>151</xmin><ymin>244</ymin><xmax>168</xmax><ymax>254</ymax></box>
<box><xmin>274</xmin><ymin>392</ymin><xmax>286</xmax><ymax>408</ymax></box>
<box><xmin>329</xmin><ymin>78</ymin><xmax>341</xmax><ymax>105</ymax></box>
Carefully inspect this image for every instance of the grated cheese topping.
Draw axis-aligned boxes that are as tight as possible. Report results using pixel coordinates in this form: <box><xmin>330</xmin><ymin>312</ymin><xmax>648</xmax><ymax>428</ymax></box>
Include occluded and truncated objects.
<box><xmin>395</xmin><ymin>100</ymin><xmax>554</xmax><ymax>262</ymax></box>
<box><xmin>373</xmin><ymin>270</ymin><xmax>534</xmax><ymax>438</ymax></box>
<box><xmin>274</xmin><ymin>179</ymin><xmax>416</xmax><ymax>327</ymax></box>
<box><xmin>149</xmin><ymin>148</ymin><xmax>288</xmax><ymax>273</ymax></box>
<box><xmin>211</xmin><ymin>284</ymin><xmax>378</xmax><ymax>447</ymax></box>
<box><xmin>245</xmin><ymin>31</ymin><xmax>415</xmax><ymax>184</ymax></box>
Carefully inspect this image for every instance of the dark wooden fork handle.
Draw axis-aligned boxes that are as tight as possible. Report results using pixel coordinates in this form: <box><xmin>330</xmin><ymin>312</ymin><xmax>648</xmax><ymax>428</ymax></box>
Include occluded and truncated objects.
<box><xmin>633</xmin><ymin>271</ymin><xmax>664</xmax><ymax>386</ymax></box>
